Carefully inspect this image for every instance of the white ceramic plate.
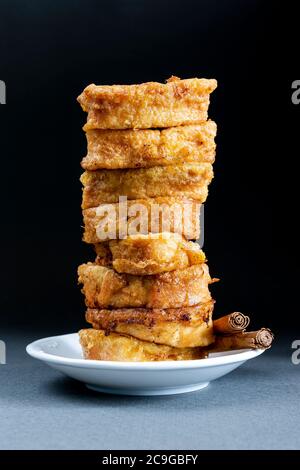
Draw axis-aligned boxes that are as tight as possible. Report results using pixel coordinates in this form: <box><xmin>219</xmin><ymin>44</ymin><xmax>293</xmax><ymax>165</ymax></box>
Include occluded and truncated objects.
<box><xmin>26</xmin><ymin>333</ymin><xmax>264</xmax><ymax>396</ymax></box>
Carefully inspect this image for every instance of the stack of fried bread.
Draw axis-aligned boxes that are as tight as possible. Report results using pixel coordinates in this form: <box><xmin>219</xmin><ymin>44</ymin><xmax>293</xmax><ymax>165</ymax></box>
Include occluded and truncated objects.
<box><xmin>77</xmin><ymin>76</ymin><xmax>219</xmax><ymax>361</ymax></box>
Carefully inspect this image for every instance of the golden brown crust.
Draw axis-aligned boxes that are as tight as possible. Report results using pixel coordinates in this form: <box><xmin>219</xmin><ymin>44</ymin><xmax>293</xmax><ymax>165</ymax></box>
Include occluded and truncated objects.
<box><xmin>94</xmin><ymin>232</ymin><xmax>206</xmax><ymax>275</ymax></box>
<box><xmin>79</xmin><ymin>328</ymin><xmax>209</xmax><ymax>361</ymax></box>
<box><xmin>85</xmin><ymin>301</ymin><xmax>214</xmax><ymax>348</ymax></box>
<box><xmin>86</xmin><ymin>302</ymin><xmax>213</xmax><ymax>326</ymax></box>
<box><xmin>77</xmin><ymin>77</ymin><xmax>217</xmax><ymax>130</ymax></box>
<box><xmin>78</xmin><ymin>263</ymin><xmax>212</xmax><ymax>309</ymax></box>
<box><xmin>81</xmin><ymin>163</ymin><xmax>213</xmax><ymax>208</ymax></box>
<box><xmin>81</xmin><ymin>121</ymin><xmax>217</xmax><ymax>170</ymax></box>
<box><xmin>82</xmin><ymin>197</ymin><xmax>201</xmax><ymax>242</ymax></box>
<box><xmin>93</xmin><ymin>243</ymin><xmax>112</xmax><ymax>266</ymax></box>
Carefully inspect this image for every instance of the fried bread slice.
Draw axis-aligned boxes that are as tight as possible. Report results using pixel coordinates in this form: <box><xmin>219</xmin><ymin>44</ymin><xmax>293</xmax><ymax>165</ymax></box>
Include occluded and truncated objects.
<box><xmin>94</xmin><ymin>232</ymin><xmax>205</xmax><ymax>275</ymax></box>
<box><xmin>79</xmin><ymin>328</ymin><xmax>209</xmax><ymax>361</ymax></box>
<box><xmin>82</xmin><ymin>197</ymin><xmax>201</xmax><ymax>242</ymax></box>
<box><xmin>81</xmin><ymin>163</ymin><xmax>213</xmax><ymax>208</ymax></box>
<box><xmin>78</xmin><ymin>263</ymin><xmax>213</xmax><ymax>309</ymax></box>
<box><xmin>81</xmin><ymin>121</ymin><xmax>217</xmax><ymax>170</ymax></box>
<box><xmin>77</xmin><ymin>76</ymin><xmax>217</xmax><ymax>130</ymax></box>
<box><xmin>85</xmin><ymin>300</ymin><xmax>214</xmax><ymax>348</ymax></box>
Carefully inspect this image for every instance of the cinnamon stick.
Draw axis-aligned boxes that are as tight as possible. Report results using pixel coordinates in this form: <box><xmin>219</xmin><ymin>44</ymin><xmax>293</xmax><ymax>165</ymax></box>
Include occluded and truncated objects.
<box><xmin>208</xmin><ymin>328</ymin><xmax>274</xmax><ymax>352</ymax></box>
<box><xmin>213</xmin><ymin>312</ymin><xmax>250</xmax><ymax>335</ymax></box>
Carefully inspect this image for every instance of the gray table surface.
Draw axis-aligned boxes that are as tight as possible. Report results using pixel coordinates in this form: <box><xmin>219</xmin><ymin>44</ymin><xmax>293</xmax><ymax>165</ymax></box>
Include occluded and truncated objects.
<box><xmin>0</xmin><ymin>330</ymin><xmax>299</xmax><ymax>450</ymax></box>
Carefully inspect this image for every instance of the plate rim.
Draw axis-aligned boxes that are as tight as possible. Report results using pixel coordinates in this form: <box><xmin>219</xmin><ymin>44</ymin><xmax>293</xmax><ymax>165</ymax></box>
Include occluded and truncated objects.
<box><xmin>26</xmin><ymin>332</ymin><xmax>265</xmax><ymax>370</ymax></box>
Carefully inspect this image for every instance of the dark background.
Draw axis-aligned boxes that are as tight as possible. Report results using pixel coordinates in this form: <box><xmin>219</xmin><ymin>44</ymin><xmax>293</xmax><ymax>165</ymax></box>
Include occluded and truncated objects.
<box><xmin>0</xmin><ymin>0</ymin><xmax>298</xmax><ymax>334</ymax></box>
